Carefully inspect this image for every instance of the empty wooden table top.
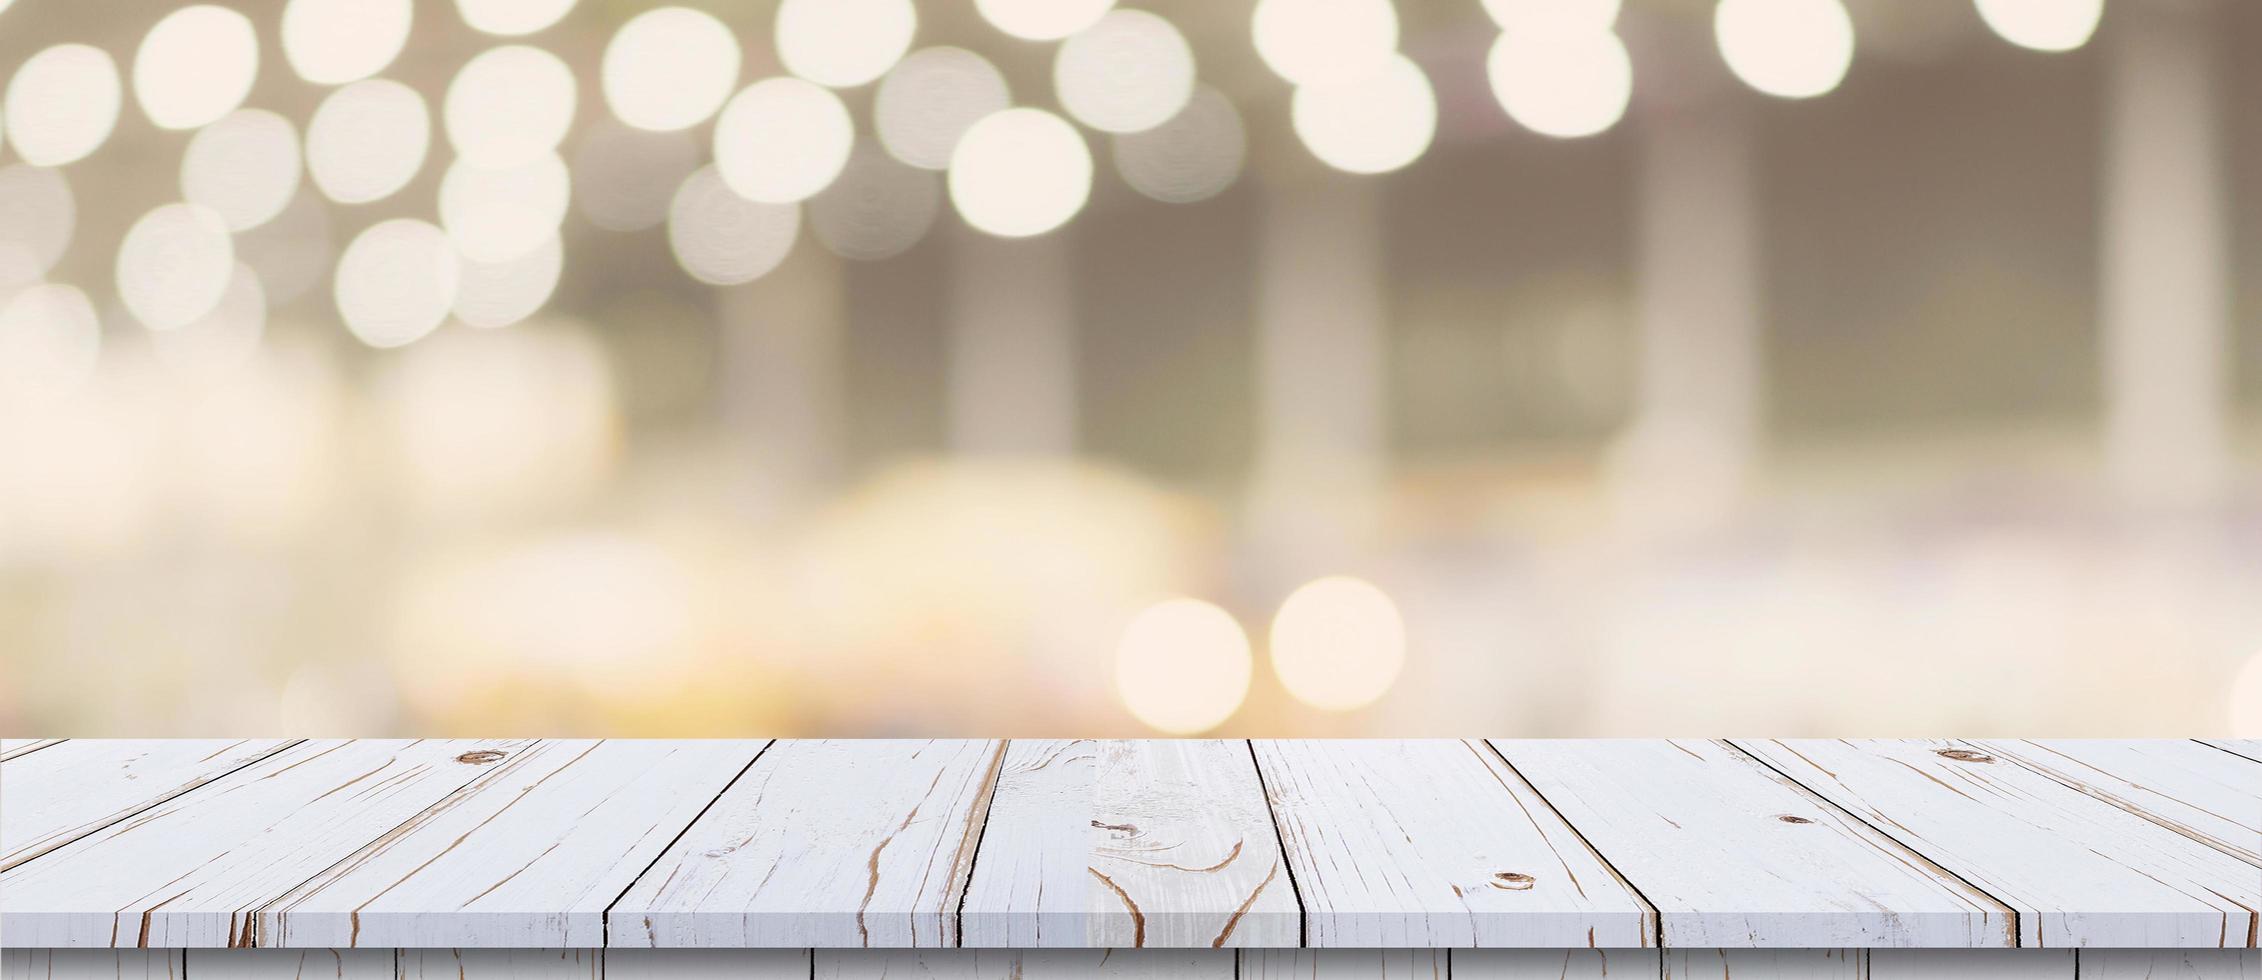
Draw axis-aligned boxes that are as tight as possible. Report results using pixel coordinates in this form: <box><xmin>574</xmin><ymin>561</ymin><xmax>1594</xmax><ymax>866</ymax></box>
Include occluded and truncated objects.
<box><xmin>0</xmin><ymin>738</ymin><xmax>2255</xmax><ymax>951</ymax></box>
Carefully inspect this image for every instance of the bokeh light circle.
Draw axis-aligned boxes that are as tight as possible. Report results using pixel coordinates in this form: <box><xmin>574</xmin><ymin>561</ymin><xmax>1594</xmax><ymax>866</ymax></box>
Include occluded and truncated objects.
<box><xmin>306</xmin><ymin>79</ymin><xmax>430</xmax><ymax>204</ymax></box>
<box><xmin>1715</xmin><ymin>0</ymin><xmax>1855</xmax><ymax>99</ymax></box>
<box><xmin>283</xmin><ymin>0</ymin><xmax>412</xmax><ymax>85</ymax></box>
<box><xmin>454</xmin><ymin>234</ymin><xmax>562</xmax><ymax>328</ymax></box>
<box><xmin>1251</xmin><ymin>0</ymin><xmax>1399</xmax><ymax>87</ymax></box>
<box><xmin>776</xmin><ymin>0</ymin><xmax>916</xmax><ymax>89</ymax></box>
<box><xmin>445</xmin><ymin>45</ymin><xmax>577</xmax><ymax>168</ymax></box>
<box><xmin>336</xmin><ymin>218</ymin><xmax>460</xmax><ymax>348</ymax></box>
<box><xmin>1487</xmin><ymin>28</ymin><xmax>1632</xmax><ymax>138</ymax></box>
<box><xmin>603</xmin><ymin>7</ymin><xmax>741</xmax><ymax>132</ymax></box>
<box><xmin>874</xmin><ymin>47</ymin><xmax>1010</xmax><ymax>171</ymax></box>
<box><xmin>1290</xmin><ymin>54</ymin><xmax>1436</xmax><ymax>174</ymax></box>
<box><xmin>5</xmin><ymin>45</ymin><xmax>121</xmax><ymax>167</ymax></box>
<box><xmin>135</xmin><ymin>6</ymin><xmax>259</xmax><ymax>131</ymax></box>
<box><xmin>1481</xmin><ymin>0</ymin><xmax>1620</xmax><ymax>32</ymax></box>
<box><xmin>1112</xmin><ymin>85</ymin><xmax>1245</xmax><ymax>204</ymax></box>
<box><xmin>667</xmin><ymin>164</ymin><xmax>801</xmax><ymax>286</ymax></box>
<box><xmin>1269</xmin><ymin>576</ymin><xmax>1406</xmax><ymax>711</ymax></box>
<box><xmin>0</xmin><ymin>283</ymin><xmax>100</xmax><ymax>402</ymax></box>
<box><xmin>948</xmin><ymin>108</ymin><xmax>1091</xmax><ymax>238</ymax></box>
<box><xmin>457</xmin><ymin>0</ymin><xmax>577</xmax><ymax>36</ymax></box>
<box><xmin>1974</xmin><ymin>0</ymin><xmax>2103</xmax><ymax>53</ymax></box>
<box><xmin>1055</xmin><ymin>9</ymin><xmax>1195</xmax><ymax>135</ymax></box>
<box><xmin>117</xmin><ymin>203</ymin><xmax>236</xmax><ymax>331</ymax></box>
<box><xmin>713</xmin><ymin>77</ymin><xmax>853</xmax><ymax>204</ymax></box>
<box><xmin>1114</xmin><ymin>598</ymin><xmax>1251</xmax><ymax>734</ymax></box>
<box><xmin>181</xmin><ymin>109</ymin><xmax>302</xmax><ymax>231</ymax></box>
<box><xmin>976</xmin><ymin>0</ymin><xmax>1114</xmax><ymax>41</ymax></box>
<box><xmin>439</xmin><ymin>152</ymin><xmax>571</xmax><ymax>263</ymax></box>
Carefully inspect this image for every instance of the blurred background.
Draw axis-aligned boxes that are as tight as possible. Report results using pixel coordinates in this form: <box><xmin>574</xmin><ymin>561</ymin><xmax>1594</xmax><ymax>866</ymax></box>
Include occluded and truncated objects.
<box><xmin>1</xmin><ymin>0</ymin><xmax>2258</xmax><ymax>738</ymax></box>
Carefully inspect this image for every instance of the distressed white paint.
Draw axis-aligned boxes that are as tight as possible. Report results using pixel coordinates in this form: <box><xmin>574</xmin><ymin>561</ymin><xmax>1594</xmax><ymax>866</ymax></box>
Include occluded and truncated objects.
<box><xmin>1</xmin><ymin>739</ymin><xmax>298</xmax><ymax>871</ymax></box>
<box><xmin>1739</xmin><ymin>739</ymin><xmax>2260</xmax><ymax>948</ymax></box>
<box><xmin>2202</xmin><ymin>741</ymin><xmax>2262</xmax><ymax>765</ymax></box>
<box><xmin>1661</xmin><ymin>949</ymin><xmax>1867</xmax><ymax>979</ymax></box>
<box><xmin>611</xmin><ymin>740</ymin><xmax>1004</xmax><ymax>948</ymax></box>
<box><xmin>260</xmin><ymin>740</ymin><xmax>767</xmax><ymax>948</ymax></box>
<box><xmin>1242</xmin><ymin>950</ymin><xmax>1446</xmax><ymax>979</ymax></box>
<box><xmin>0</xmin><ymin>739</ymin><xmax>529</xmax><ymax>947</ymax></box>
<box><xmin>397</xmin><ymin>949</ymin><xmax>598</xmax><ymax>979</ymax></box>
<box><xmin>1871</xmin><ymin>949</ymin><xmax>2075</xmax><ymax>978</ymax></box>
<box><xmin>1490</xmin><ymin>739</ymin><xmax>2014</xmax><ymax>947</ymax></box>
<box><xmin>960</xmin><ymin>740</ymin><xmax>1296</xmax><ymax>948</ymax></box>
<box><xmin>2080</xmin><ymin>950</ymin><xmax>2260</xmax><ymax>979</ymax></box>
<box><xmin>1976</xmin><ymin>740</ymin><xmax>2262</xmax><ymax>866</ymax></box>
<box><xmin>603</xmin><ymin>949</ymin><xmax>809</xmax><ymax>978</ymax></box>
<box><xmin>819</xmin><ymin>949</ymin><xmax>1235</xmax><ymax>978</ymax></box>
<box><xmin>183</xmin><ymin>948</ymin><xmax>394</xmax><ymax>978</ymax></box>
<box><xmin>1452</xmin><ymin>948</ymin><xmax>1660</xmax><ymax>979</ymax></box>
<box><xmin>1254</xmin><ymin>739</ymin><xmax>1655</xmax><ymax>947</ymax></box>
<box><xmin>0</xmin><ymin>950</ymin><xmax>181</xmax><ymax>979</ymax></box>
<box><xmin>0</xmin><ymin>739</ymin><xmax>65</xmax><ymax>761</ymax></box>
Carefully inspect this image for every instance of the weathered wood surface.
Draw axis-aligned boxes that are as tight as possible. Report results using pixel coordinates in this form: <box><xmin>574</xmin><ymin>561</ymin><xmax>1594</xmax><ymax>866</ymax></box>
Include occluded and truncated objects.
<box><xmin>2202</xmin><ymin>740</ymin><xmax>2262</xmax><ymax>765</ymax></box>
<box><xmin>0</xmin><ymin>739</ymin><xmax>299</xmax><ymax>871</ymax></box>
<box><xmin>1738</xmin><ymin>739</ymin><xmax>2261</xmax><ymax>948</ymax></box>
<box><xmin>609</xmin><ymin>739</ymin><xmax>1005</xmax><ymax>948</ymax></box>
<box><xmin>182</xmin><ymin>948</ymin><xmax>394</xmax><ymax>978</ymax></box>
<box><xmin>817</xmin><ymin>949</ymin><xmax>1236</xmax><ymax>978</ymax></box>
<box><xmin>0</xmin><ymin>739</ymin><xmax>529</xmax><ymax>947</ymax></box>
<box><xmin>0</xmin><ymin>949</ymin><xmax>182</xmax><ymax>980</ymax></box>
<box><xmin>2</xmin><ymin>739</ymin><xmax>2254</xmax><ymax>954</ymax></box>
<box><xmin>1489</xmin><ymin>739</ymin><xmax>2015</xmax><ymax>948</ymax></box>
<box><xmin>1241</xmin><ymin>949</ymin><xmax>1445</xmax><ymax>979</ymax></box>
<box><xmin>0</xmin><ymin>739</ymin><xmax>65</xmax><ymax>761</ymax></box>
<box><xmin>259</xmin><ymin>740</ymin><xmax>767</xmax><ymax>948</ymax></box>
<box><xmin>959</xmin><ymin>740</ymin><xmax>1296</xmax><ymax>948</ymax></box>
<box><xmin>1255</xmin><ymin>740</ymin><xmax>1654</xmax><ymax>948</ymax></box>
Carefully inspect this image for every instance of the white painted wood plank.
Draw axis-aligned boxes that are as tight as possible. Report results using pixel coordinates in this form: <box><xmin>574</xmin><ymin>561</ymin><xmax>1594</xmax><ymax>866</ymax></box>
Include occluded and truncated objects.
<box><xmin>2201</xmin><ymin>741</ymin><xmax>2262</xmax><ymax>765</ymax></box>
<box><xmin>1871</xmin><ymin>950</ymin><xmax>2074</xmax><ymax>978</ymax></box>
<box><xmin>1451</xmin><ymin>948</ymin><xmax>1660</xmax><ymax>979</ymax></box>
<box><xmin>2080</xmin><ymin>950</ymin><xmax>2259</xmax><ymax>979</ymax></box>
<box><xmin>610</xmin><ymin>739</ymin><xmax>1005</xmax><ymax>948</ymax></box>
<box><xmin>1254</xmin><ymin>739</ymin><xmax>1655</xmax><ymax>948</ymax></box>
<box><xmin>1491</xmin><ymin>739</ymin><xmax>2013</xmax><ymax>948</ymax></box>
<box><xmin>1975</xmin><ymin>740</ymin><xmax>2262</xmax><ymax>866</ymax></box>
<box><xmin>0</xmin><ymin>739</ymin><xmax>64</xmax><ymax>761</ymax></box>
<box><xmin>602</xmin><ymin>950</ymin><xmax>810</xmax><ymax>979</ymax></box>
<box><xmin>1739</xmin><ymin>739</ymin><xmax>2261</xmax><ymax>948</ymax></box>
<box><xmin>0</xmin><ymin>950</ymin><xmax>181</xmax><ymax>980</ymax></box>
<box><xmin>1</xmin><ymin>739</ymin><xmax>299</xmax><ymax>870</ymax></box>
<box><xmin>397</xmin><ymin>949</ymin><xmax>598</xmax><ymax>979</ymax></box>
<box><xmin>0</xmin><ymin>739</ymin><xmax>530</xmax><ymax>948</ymax></box>
<box><xmin>959</xmin><ymin>740</ymin><xmax>1296</xmax><ymax>949</ymax></box>
<box><xmin>1661</xmin><ymin>949</ymin><xmax>1866</xmax><ymax>979</ymax></box>
<box><xmin>1240</xmin><ymin>950</ymin><xmax>1446</xmax><ymax>979</ymax></box>
<box><xmin>819</xmin><ymin>950</ymin><xmax>1234</xmax><ymax>979</ymax></box>
<box><xmin>258</xmin><ymin>739</ymin><xmax>766</xmax><ymax>948</ymax></box>
<box><xmin>183</xmin><ymin>949</ymin><xmax>393</xmax><ymax>978</ymax></box>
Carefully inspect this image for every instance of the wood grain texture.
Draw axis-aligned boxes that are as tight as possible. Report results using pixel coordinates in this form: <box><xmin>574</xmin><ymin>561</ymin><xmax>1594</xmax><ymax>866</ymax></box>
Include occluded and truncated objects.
<box><xmin>1661</xmin><ymin>949</ymin><xmax>1867</xmax><ymax>979</ymax></box>
<box><xmin>610</xmin><ymin>739</ymin><xmax>1005</xmax><ymax>948</ymax></box>
<box><xmin>0</xmin><ymin>950</ymin><xmax>181</xmax><ymax>979</ymax></box>
<box><xmin>959</xmin><ymin>740</ymin><xmax>1296</xmax><ymax>949</ymax></box>
<box><xmin>0</xmin><ymin>739</ymin><xmax>529</xmax><ymax>948</ymax></box>
<box><xmin>2079</xmin><ymin>950</ymin><xmax>2259</xmax><ymax>979</ymax></box>
<box><xmin>1975</xmin><ymin>740</ymin><xmax>2262</xmax><ymax>866</ymax></box>
<box><xmin>396</xmin><ymin>949</ymin><xmax>599</xmax><ymax>979</ymax></box>
<box><xmin>182</xmin><ymin>949</ymin><xmax>393</xmax><ymax>978</ymax></box>
<box><xmin>1451</xmin><ymin>948</ymin><xmax>1660</xmax><ymax>978</ymax></box>
<box><xmin>1240</xmin><ymin>950</ymin><xmax>1446</xmax><ymax>979</ymax></box>
<box><xmin>601</xmin><ymin>950</ymin><xmax>810</xmax><ymax>978</ymax></box>
<box><xmin>0</xmin><ymin>739</ymin><xmax>64</xmax><ymax>761</ymax></box>
<box><xmin>817</xmin><ymin>950</ymin><xmax>1233</xmax><ymax>978</ymax></box>
<box><xmin>1490</xmin><ymin>739</ymin><xmax>2014</xmax><ymax>948</ymax></box>
<box><xmin>258</xmin><ymin>739</ymin><xmax>767</xmax><ymax>948</ymax></box>
<box><xmin>1</xmin><ymin>739</ymin><xmax>299</xmax><ymax>870</ymax></box>
<box><xmin>1870</xmin><ymin>950</ymin><xmax>2074</xmax><ymax>978</ymax></box>
<box><xmin>2201</xmin><ymin>741</ymin><xmax>2262</xmax><ymax>765</ymax></box>
<box><xmin>1739</xmin><ymin>739</ymin><xmax>2262</xmax><ymax>948</ymax></box>
<box><xmin>1255</xmin><ymin>740</ymin><xmax>1654</xmax><ymax>948</ymax></box>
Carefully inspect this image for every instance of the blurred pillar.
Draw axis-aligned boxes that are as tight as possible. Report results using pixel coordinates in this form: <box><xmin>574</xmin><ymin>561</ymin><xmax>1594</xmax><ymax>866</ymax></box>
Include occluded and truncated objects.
<box><xmin>946</xmin><ymin>230</ymin><xmax>1077</xmax><ymax>456</ymax></box>
<box><xmin>1611</xmin><ymin>100</ymin><xmax>1761</xmax><ymax>533</ymax></box>
<box><xmin>2101</xmin><ymin>0</ymin><xmax>2229</xmax><ymax>512</ymax></box>
<box><xmin>1245</xmin><ymin>175</ymin><xmax>1387</xmax><ymax>569</ymax></box>
<box><xmin>719</xmin><ymin>246</ymin><xmax>846</xmax><ymax>519</ymax></box>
